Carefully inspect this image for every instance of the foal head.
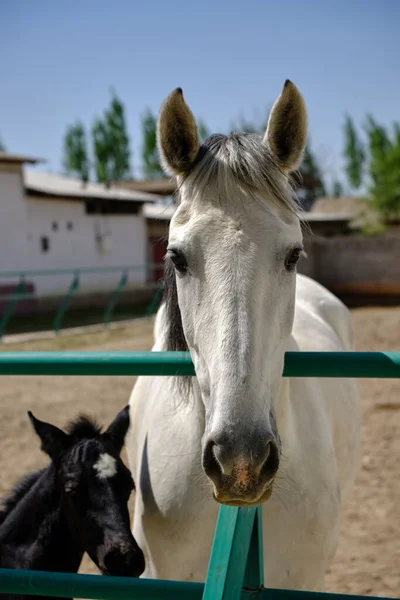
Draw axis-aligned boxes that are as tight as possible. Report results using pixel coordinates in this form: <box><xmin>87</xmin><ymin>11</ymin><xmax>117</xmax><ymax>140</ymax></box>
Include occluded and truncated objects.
<box><xmin>158</xmin><ymin>81</ymin><xmax>307</xmax><ymax>506</ymax></box>
<box><xmin>28</xmin><ymin>406</ymin><xmax>145</xmax><ymax>577</ymax></box>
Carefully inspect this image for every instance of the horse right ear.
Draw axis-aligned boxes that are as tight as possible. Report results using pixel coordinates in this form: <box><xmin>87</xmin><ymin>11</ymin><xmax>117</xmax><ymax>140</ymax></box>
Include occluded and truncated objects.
<box><xmin>28</xmin><ymin>412</ymin><xmax>69</xmax><ymax>460</ymax></box>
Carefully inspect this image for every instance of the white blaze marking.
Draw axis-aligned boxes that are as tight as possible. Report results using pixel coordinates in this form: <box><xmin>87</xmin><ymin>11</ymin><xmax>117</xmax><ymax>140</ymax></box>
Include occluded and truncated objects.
<box><xmin>93</xmin><ymin>453</ymin><xmax>117</xmax><ymax>480</ymax></box>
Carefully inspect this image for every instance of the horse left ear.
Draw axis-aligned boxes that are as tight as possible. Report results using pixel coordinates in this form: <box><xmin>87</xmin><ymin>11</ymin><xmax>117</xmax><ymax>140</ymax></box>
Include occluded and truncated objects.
<box><xmin>104</xmin><ymin>405</ymin><xmax>130</xmax><ymax>454</ymax></box>
<box><xmin>264</xmin><ymin>80</ymin><xmax>308</xmax><ymax>172</ymax></box>
<box><xmin>157</xmin><ymin>88</ymin><xmax>200</xmax><ymax>176</ymax></box>
<box><xmin>28</xmin><ymin>412</ymin><xmax>69</xmax><ymax>460</ymax></box>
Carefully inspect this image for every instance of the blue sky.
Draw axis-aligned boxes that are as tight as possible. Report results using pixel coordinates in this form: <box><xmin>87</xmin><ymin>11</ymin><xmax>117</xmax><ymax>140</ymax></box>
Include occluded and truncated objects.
<box><xmin>1</xmin><ymin>0</ymin><xmax>399</xmax><ymax>192</ymax></box>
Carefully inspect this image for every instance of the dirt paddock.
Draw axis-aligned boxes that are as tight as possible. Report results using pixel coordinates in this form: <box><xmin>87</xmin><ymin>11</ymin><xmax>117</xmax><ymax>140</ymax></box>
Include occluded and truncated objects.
<box><xmin>0</xmin><ymin>308</ymin><xmax>399</xmax><ymax>596</ymax></box>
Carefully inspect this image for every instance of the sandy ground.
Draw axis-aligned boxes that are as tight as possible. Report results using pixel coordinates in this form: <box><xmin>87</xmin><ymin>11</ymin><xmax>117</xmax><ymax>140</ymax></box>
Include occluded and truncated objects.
<box><xmin>0</xmin><ymin>309</ymin><xmax>399</xmax><ymax>596</ymax></box>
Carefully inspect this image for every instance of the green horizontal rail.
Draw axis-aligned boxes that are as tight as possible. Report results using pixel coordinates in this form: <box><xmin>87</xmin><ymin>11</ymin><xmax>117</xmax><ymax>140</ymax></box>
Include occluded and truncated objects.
<box><xmin>0</xmin><ymin>293</ymin><xmax>36</xmax><ymax>302</ymax></box>
<box><xmin>0</xmin><ymin>569</ymin><xmax>203</xmax><ymax>600</ymax></box>
<box><xmin>259</xmin><ymin>591</ymin><xmax>394</xmax><ymax>600</ymax></box>
<box><xmin>0</xmin><ymin>569</ymin><xmax>393</xmax><ymax>600</ymax></box>
<box><xmin>0</xmin><ymin>351</ymin><xmax>399</xmax><ymax>377</ymax></box>
<box><xmin>0</xmin><ymin>264</ymin><xmax>163</xmax><ymax>278</ymax></box>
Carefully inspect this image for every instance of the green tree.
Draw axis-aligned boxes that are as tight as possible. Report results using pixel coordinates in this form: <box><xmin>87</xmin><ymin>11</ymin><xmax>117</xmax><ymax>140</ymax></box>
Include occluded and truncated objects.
<box><xmin>93</xmin><ymin>91</ymin><xmax>131</xmax><ymax>185</ymax></box>
<box><xmin>342</xmin><ymin>113</ymin><xmax>400</xmax><ymax>222</ymax></box>
<box><xmin>62</xmin><ymin>122</ymin><xmax>89</xmax><ymax>182</ymax></box>
<box><xmin>332</xmin><ymin>180</ymin><xmax>343</xmax><ymax>197</ymax></box>
<box><xmin>343</xmin><ymin>115</ymin><xmax>365</xmax><ymax>189</ymax></box>
<box><xmin>105</xmin><ymin>92</ymin><xmax>131</xmax><ymax>181</ymax></box>
<box><xmin>302</xmin><ymin>144</ymin><xmax>326</xmax><ymax>197</ymax></box>
<box><xmin>141</xmin><ymin>108</ymin><xmax>162</xmax><ymax>179</ymax></box>
<box><xmin>0</xmin><ymin>135</ymin><xmax>6</xmax><ymax>152</ymax></box>
<box><xmin>92</xmin><ymin>118</ymin><xmax>110</xmax><ymax>184</ymax></box>
<box><xmin>364</xmin><ymin>116</ymin><xmax>400</xmax><ymax>220</ymax></box>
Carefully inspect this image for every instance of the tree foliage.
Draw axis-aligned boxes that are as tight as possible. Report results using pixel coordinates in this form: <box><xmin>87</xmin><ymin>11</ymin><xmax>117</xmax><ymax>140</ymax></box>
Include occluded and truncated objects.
<box><xmin>343</xmin><ymin>114</ymin><xmax>400</xmax><ymax>221</ymax></box>
<box><xmin>332</xmin><ymin>180</ymin><xmax>343</xmax><ymax>197</ymax></box>
<box><xmin>92</xmin><ymin>92</ymin><xmax>131</xmax><ymax>185</ymax></box>
<box><xmin>141</xmin><ymin>109</ymin><xmax>162</xmax><ymax>179</ymax></box>
<box><xmin>92</xmin><ymin>119</ymin><xmax>110</xmax><ymax>184</ymax></box>
<box><xmin>302</xmin><ymin>143</ymin><xmax>326</xmax><ymax>197</ymax></box>
<box><xmin>62</xmin><ymin>122</ymin><xmax>89</xmax><ymax>183</ymax></box>
<box><xmin>343</xmin><ymin>115</ymin><xmax>365</xmax><ymax>189</ymax></box>
<box><xmin>0</xmin><ymin>135</ymin><xmax>6</xmax><ymax>152</ymax></box>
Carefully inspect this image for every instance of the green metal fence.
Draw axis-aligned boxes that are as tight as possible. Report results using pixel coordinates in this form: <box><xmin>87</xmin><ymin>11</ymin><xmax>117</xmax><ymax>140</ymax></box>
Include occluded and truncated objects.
<box><xmin>0</xmin><ymin>350</ymin><xmax>398</xmax><ymax>600</ymax></box>
<box><xmin>0</xmin><ymin>265</ymin><xmax>164</xmax><ymax>340</ymax></box>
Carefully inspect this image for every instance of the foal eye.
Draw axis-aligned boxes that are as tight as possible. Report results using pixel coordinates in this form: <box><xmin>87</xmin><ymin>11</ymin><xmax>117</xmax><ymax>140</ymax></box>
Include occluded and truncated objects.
<box><xmin>167</xmin><ymin>248</ymin><xmax>187</xmax><ymax>274</ymax></box>
<box><xmin>64</xmin><ymin>481</ymin><xmax>77</xmax><ymax>494</ymax></box>
<box><xmin>285</xmin><ymin>247</ymin><xmax>302</xmax><ymax>271</ymax></box>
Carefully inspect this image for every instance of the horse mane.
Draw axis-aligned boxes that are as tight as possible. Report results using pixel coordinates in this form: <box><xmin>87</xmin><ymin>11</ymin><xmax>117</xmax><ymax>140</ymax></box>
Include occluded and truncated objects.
<box><xmin>0</xmin><ymin>469</ymin><xmax>45</xmax><ymax>525</ymax></box>
<box><xmin>163</xmin><ymin>258</ymin><xmax>188</xmax><ymax>353</ymax></box>
<box><xmin>163</xmin><ymin>131</ymin><xmax>301</xmax><ymax>356</ymax></box>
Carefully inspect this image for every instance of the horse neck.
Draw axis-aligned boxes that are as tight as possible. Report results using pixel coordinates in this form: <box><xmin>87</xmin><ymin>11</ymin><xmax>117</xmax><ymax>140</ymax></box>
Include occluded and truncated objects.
<box><xmin>0</xmin><ymin>465</ymin><xmax>83</xmax><ymax>572</ymax></box>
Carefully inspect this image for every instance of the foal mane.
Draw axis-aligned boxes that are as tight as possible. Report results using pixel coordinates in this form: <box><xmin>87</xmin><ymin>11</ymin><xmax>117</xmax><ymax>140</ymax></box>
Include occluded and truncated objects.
<box><xmin>0</xmin><ymin>469</ymin><xmax>44</xmax><ymax>525</ymax></box>
<box><xmin>163</xmin><ymin>131</ymin><xmax>301</xmax><ymax>356</ymax></box>
<box><xmin>66</xmin><ymin>415</ymin><xmax>102</xmax><ymax>441</ymax></box>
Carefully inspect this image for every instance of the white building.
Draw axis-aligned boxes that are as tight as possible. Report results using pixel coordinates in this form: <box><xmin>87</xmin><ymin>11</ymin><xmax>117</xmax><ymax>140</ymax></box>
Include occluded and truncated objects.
<box><xmin>0</xmin><ymin>152</ymin><xmax>162</xmax><ymax>300</ymax></box>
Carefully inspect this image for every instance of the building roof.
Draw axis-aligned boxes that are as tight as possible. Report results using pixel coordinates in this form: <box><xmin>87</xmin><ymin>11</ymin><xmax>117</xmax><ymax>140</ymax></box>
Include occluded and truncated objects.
<box><xmin>143</xmin><ymin>203</ymin><xmax>176</xmax><ymax>221</ymax></box>
<box><xmin>24</xmin><ymin>171</ymin><xmax>161</xmax><ymax>204</ymax></box>
<box><xmin>311</xmin><ymin>196</ymin><xmax>367</xmax><ymax>219</ymax></box>
<box><xmin>0</xmin><ymin>152</ymin><xmax>44</xmax><ymax>165</ymax></box>
<box><xmin>118</xmin><ymin>179</ymin><xmax>176</xmax><ymax>196</ymax></box>
<box><xmin>301</xmin><ymin>212</ymin><xmax>351</xmax><ymax>223</ymax></box>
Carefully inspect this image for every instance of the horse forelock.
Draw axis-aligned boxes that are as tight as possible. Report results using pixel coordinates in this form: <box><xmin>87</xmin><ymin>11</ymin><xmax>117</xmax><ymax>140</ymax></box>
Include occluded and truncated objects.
<box><xmin>178</xmin><ymin>132</ymin><xmax>300</xmax><ymax>214</ymax></box>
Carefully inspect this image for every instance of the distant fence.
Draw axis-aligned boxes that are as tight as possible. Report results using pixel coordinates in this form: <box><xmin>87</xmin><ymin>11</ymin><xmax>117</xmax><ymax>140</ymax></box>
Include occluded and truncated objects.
<box><xmin>0</xmin><ymin>264</ymin><xmax>164</xmax><ymax>340</ymax></box>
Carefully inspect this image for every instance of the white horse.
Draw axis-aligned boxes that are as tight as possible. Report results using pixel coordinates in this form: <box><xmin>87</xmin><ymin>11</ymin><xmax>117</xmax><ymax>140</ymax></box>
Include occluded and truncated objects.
<box><xmin>127</xmin><ymin>81</ymin><xmax>361</xmax><ymax>591</ymax></box>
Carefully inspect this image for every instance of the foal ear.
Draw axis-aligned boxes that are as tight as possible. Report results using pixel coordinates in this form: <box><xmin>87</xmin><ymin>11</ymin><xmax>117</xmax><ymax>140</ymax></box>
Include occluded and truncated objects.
<box><xmin>28</xmin><ymin>412</ymin><xmax>69</xmax><ymax>460</ymax></box>
<box><xmin>264</xmin><ymin>80</ymin><xmax>308</xmax><ymax>172</ymax></box>
<box><xmin>104</xmin><ymin>405</ymin><xmax>130</xmax><ymax>454</ymax></box>
<box><xmin>157</xmin><ymin>88</ymin><xmax>200</xmax><ymax>176</ymax></box>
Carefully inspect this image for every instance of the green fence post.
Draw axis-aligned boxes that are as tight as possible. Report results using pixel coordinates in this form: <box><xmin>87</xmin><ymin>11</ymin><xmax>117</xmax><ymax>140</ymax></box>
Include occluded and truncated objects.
<box><xmin>203</xmin><ymin>506</ymin><xmax>257</xmax><ymax>600</ymax></box>
<box><xmin>241</xmin><ymin>506</ymin><xmax>264</xmax><ymax>598</ymax></box>
<box><xmin>103</xmin><ymin>270</ymin><xmax>128</xmax><ymax>326</ymax></box>
<box><xmin>146</xmin><ymin>282</ymin><xmax>164</xmax><ymax>316</ymax></box>
<box><xmin>53</xmin><ymin>272</ymin><xmax>80</xmax><ymax>335</ymax></box>
<box><xmin>0</xmin><ymin>274</ymin><xmax>26</xmax><ymax>341</ymax></box>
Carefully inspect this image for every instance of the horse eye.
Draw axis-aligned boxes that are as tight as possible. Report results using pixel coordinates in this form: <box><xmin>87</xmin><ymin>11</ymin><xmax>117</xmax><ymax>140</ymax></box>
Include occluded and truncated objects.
<box><xmin>64</xmin><ymin>481</ymin><xmax>77</xmax><ymax>494</ymax></box>
<box><xmin>285</xmin><ymin>247</ymin><xmax>302</xmax><ymax>272</ymax></box>
<box><xmin>167</xmin><ymin>248</ymin><xmax>187</xmax><ymax>273</ymax></box>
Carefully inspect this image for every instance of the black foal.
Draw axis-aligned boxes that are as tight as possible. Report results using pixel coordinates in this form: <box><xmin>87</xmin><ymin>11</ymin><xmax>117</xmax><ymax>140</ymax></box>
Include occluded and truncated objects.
<box><xmin>0</xmin><ymin>405</ymin><xmax>144</xmax><ymax>599</ymax></box>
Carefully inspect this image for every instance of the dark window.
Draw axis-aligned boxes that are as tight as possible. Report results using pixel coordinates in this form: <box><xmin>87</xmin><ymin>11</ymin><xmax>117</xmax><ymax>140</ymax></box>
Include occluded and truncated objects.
<box><xmin>67</xmin><ymin>221</ymin><xmax>73</xmax><ymax>230</ymax></box>
<box><xmin>52</xmin><ymin>221</ymin><xmax>58</xmax><ymax>231</ymax></box>
<box><xmin>85</xmin><ymin>200</ymin><xmax>140</xmax><ymax>215</ymax></box>
<box><xmin>40</xmin><ymin>236</ymin><xmax>50</xmax><ymax>253</ymax></box>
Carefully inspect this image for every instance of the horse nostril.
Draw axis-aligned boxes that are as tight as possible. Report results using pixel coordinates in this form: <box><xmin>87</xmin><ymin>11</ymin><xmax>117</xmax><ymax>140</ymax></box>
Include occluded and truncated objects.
<box><xmin>259</xmin><ymin>440</ymin><xmax>280</xmax><ymax>483</ymax></box>
<box><xmin>202</xmin><ymin>440</ymin><xmax>223</xmax><ymax>482</ymax></box>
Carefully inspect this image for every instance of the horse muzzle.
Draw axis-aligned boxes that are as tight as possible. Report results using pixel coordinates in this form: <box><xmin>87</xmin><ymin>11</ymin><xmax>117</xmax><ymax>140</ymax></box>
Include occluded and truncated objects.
<box><xmin>202</xmin><ymin>430</ymin><xmax>280</xmax><ymax>505</ymax></box>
